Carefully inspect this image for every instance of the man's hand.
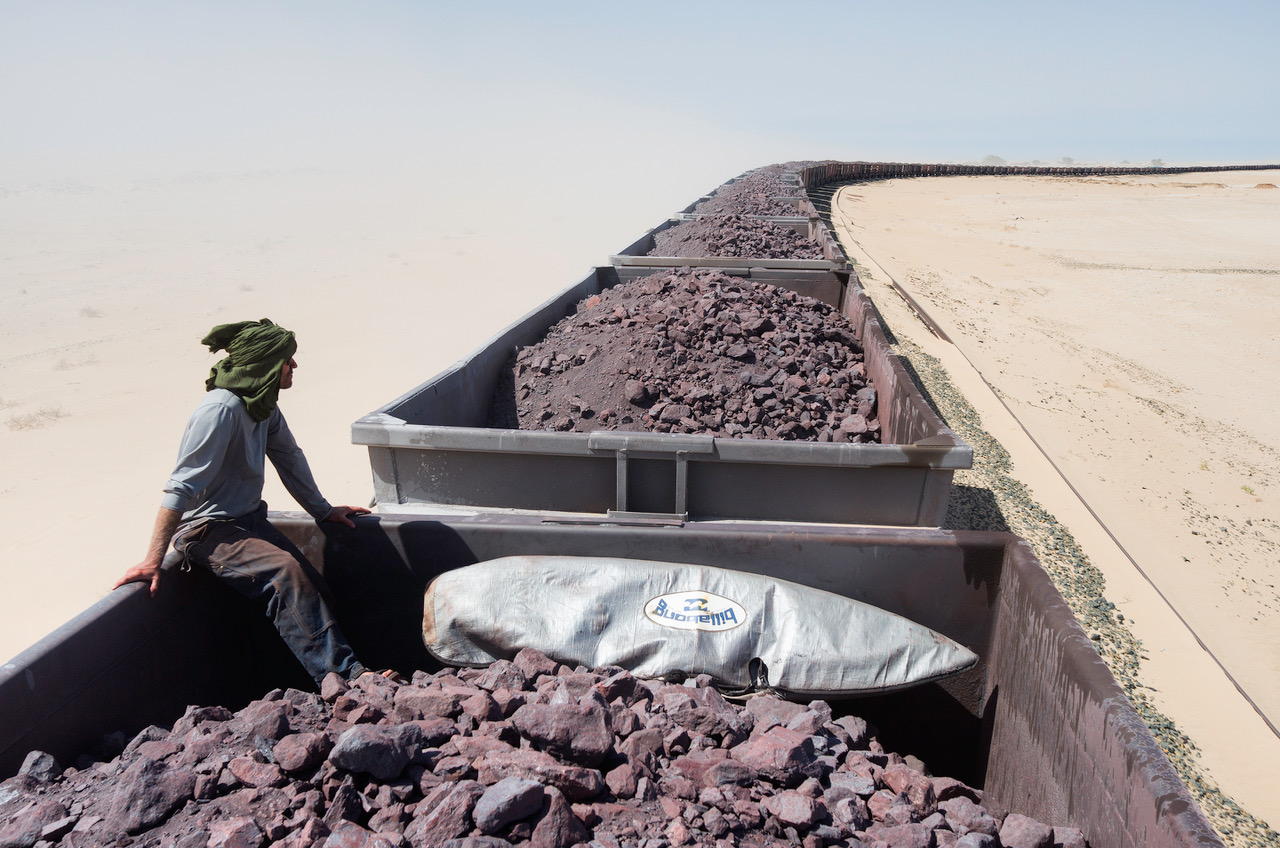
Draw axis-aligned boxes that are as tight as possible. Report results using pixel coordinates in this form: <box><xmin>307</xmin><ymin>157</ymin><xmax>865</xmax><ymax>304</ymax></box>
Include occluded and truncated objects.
<box><xmin>115</xmin><ymin>506</ymin><xmax>183</xmax><ymax>598</ymax></box>
<box><xmin>324</xmin><ymin>505</ymin><xmax>372</xmax><ymax>528</ymax></box>
<box><xmin>114</xmin><ymin>559</ymin><xmax>163</xmax><ymax>596</ymax></box>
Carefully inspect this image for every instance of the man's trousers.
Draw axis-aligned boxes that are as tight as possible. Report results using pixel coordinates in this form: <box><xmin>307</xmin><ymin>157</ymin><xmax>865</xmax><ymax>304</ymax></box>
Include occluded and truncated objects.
<box><xmin>173</xmin><ymin>503</ymin><xmax>365</xmax><ymax>684</ymax></box>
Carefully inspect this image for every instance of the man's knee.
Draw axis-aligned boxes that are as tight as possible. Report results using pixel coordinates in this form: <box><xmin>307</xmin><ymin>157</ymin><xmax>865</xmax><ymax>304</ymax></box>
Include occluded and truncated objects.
<box><xmin>267</xmin><ymin>553</ymin><xmax>321</xmax><ymax>595</ymax></box>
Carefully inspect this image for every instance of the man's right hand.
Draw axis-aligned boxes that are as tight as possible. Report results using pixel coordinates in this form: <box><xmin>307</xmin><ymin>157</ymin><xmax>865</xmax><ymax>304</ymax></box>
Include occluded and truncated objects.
<box><xmin>113</xmin><ymin>560</ymin><xmax>163</xmax><ymax>596</ymax></box>
<box><xmin>117</xmin><ymin>507</ymin><xmax>183</xmax><ymax>598</ymax></box>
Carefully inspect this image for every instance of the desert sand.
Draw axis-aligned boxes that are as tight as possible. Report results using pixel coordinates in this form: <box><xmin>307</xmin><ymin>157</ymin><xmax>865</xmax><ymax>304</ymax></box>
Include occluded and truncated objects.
<box><xmin>829</xmin><ymin>170</ymin><xmax>1279</xmax><ymax>833</ymax></box>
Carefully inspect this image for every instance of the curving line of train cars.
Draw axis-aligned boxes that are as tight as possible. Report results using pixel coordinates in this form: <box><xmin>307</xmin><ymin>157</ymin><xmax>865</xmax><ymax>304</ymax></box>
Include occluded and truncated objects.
<box><xmin>5</xmin><ymin>160</ymin><xmax>1273</xmax><ymax>848</ymax></box>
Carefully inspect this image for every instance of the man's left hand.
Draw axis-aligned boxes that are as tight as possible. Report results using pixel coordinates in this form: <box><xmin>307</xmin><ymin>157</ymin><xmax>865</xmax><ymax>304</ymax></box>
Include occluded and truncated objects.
<box><xmin>324</xmin><ymin>505</ymin><xmax>372</xmax><ymax>528</ymax></box>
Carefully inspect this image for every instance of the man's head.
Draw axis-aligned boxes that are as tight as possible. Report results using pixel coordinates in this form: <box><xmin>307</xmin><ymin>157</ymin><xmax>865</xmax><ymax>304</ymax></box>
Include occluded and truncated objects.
<box><xmin>202</xmin><ymin>319</ymin><xmax>298</xmax><ymax>422</ymax></box>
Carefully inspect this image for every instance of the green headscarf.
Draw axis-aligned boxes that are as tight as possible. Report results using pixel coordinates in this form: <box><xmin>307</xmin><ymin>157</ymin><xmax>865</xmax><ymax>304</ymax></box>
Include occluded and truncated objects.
<box><xmin>202</xmin><ymin>318</ymin><xmax>298</xmax><ymax>422</ymax></box>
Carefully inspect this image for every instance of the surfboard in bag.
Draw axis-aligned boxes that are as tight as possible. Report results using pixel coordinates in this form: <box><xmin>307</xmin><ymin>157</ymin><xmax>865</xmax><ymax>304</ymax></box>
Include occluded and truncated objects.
<box><xmin>423</xmin><ymin>556</ymin><xmax>977</xmax><ymax>698</ymax></box>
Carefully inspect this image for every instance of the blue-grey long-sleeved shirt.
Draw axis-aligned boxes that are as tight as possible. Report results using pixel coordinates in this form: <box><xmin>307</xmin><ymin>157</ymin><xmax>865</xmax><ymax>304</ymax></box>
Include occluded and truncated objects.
<box><xmin>161</xmin><ymin>389</ymin><xmax>332</xmax><ymax>522</ymax></box>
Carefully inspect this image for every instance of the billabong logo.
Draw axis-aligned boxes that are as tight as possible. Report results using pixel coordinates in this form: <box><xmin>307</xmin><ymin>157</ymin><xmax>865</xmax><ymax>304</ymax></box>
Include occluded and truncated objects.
<box><xmin>644</xmin><ymin>591</ymin><xmax>746</xmax><ymax>632</ymax></box>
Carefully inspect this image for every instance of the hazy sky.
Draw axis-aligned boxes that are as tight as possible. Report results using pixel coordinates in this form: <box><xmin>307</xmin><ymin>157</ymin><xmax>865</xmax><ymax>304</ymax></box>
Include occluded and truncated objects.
<box><xmin>3</xmin><ymin>0</ymin><xmax>1276</xmax><ymax>174</ymax></box>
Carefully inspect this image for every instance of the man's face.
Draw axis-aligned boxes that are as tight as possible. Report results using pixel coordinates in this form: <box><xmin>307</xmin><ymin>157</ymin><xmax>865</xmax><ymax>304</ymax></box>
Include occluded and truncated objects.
<box><xmin>279</xmin><ymin>357</ymin><xmax>297</xmax><ymax>390</ymax></box>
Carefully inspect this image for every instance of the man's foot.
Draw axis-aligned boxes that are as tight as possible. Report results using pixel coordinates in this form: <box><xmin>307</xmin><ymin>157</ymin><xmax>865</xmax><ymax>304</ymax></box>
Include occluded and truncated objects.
<box><xmin>358</xmin><ymin>667</ymin><xmax>407</xmax><ymax>684</ymax></box>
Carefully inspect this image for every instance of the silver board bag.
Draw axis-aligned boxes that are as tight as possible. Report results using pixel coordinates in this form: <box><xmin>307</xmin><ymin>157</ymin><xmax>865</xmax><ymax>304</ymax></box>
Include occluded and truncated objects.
<box><xmin>423</xmin><ymin>556</ymin><xmax>977</xmax><ymax>698</ymax></box>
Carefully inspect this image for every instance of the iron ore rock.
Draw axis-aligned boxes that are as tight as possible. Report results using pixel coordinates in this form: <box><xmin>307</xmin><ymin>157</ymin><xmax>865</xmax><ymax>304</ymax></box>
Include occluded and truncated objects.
<box><xmin>490</xmin><ymin>269</ymin><xmax>882</xmax><ymax>445</ymax></box>
<box><xmin>0</xmin><ymin>648</ymin><xmax>1079</xmax><ymax>847</ymax></box>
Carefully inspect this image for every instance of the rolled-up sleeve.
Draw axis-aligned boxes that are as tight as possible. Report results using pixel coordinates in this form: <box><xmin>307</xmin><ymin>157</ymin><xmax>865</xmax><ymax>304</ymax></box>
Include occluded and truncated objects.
<box><xmin>266</xmin><ymin>410</ymin><xmax>333</xmax><ymax>521</ymax></box>
<box><xmin>161</xmin><ymin>404</ymin><xmax>237</xmax><ymax>514</ymax></box>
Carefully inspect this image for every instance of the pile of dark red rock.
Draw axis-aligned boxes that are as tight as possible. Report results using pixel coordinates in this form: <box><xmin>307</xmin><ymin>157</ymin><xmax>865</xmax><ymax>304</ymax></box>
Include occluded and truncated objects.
<box><xmin>0</xmin><ymin>649</ymin><xmax>1084</xmax><ymax>848</ymax></box>
<box><xmin>488</xmin><ymin>270</ymin><xmax>881</xmax><ymax>443</ymax></box>
<box><xmin>650</xmin><ymin>215</ymin><xmax>823</xmax><ymax>261</ymax></box>
<box><xmin>691</xmin><ymin>164</ymin><xmax>813</xmax><ymax>216</ymax></box>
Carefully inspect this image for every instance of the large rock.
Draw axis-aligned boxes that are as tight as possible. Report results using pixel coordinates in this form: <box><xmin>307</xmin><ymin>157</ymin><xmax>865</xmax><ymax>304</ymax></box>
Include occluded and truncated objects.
<box><xmin>744</xmin><ymin>696</ymin><xmax>806</xmax><ymax>729</ymax></box>
<box><xmin>0</xmin><ymin>798</ymin><xmax>67</xmax><ymax>848</ymax></box>
<box><xmin>869</xmin><ymin>788</ymin><xmax>907</xmax><ymax>821</ymax></box>
<box><xmin>325</xmin><ymin>780</ymin><xmax>365</xmax><ymax>829</ymax></box>
<box><xmin>107</xmin><ymin>757</ymin><xmax>197</xmax><ymax>834</ymax></box>
<box><xmin>207</xmin><ymin>816</ymin><xmax>263</xmax><ymax>848</ymax></box>
<box><xmin>1000</xmin><ymin>812</ymin><xmax>1055</xmax><ymax>848</ymax></box>
<box><xmin>329</xmin><ymin>725</ymin><xmax>411</xmax><ymax>781</ymax></box>
<box><xmin>475</xmin><ymin>660</ymin><xmax>529</xmax><ymax>693</ymax></box>
<box><xmin>761</xmin><ymin>790</ymin><xmax>821</xmax><ymax>828</ymax></box>
<box><xmin>530</xmin><ymin>786</ymin><xmax>590</xmax><ymax>848</ymax></box>
<box><xmin>511</xmin><ymin>648</ymin><xmax>560</xmax><ymax>680</ymax></box>
<box><xmin>670</xmin><ymin>749</ymin><xmax>757</xmax><ymax>789</ymax></box>
<box><xmin>829</xmin><ymin>771</ymin><xmax>876</xmax><ymax>798</ymax></box>
<box><xmin>393</xmin><ymin>687</ymin><xmax>462</xmax><ymax>720</ymax></box>
<box><xmin>232</xmin><ymin>700</ymin><xmax>291</xmax><ymax>740</ymax></box>
<box><xmin>940</xmin><ymin>796</ymin><xmax>1000</xmax><ymax>837</ymax></box>
<box><xmin>473</xmin><ymin>776</ymin><xmax>545</xmax><ymax>834</ymax></box>
<box><xmin>618</xmin><ymin>728</ymin><xmax>664</xmax><ymax>773</ymax></box>
<box><xmin>873</xmin><ymin>821</ymin><xmax>934</xmax><ymax>848</ymax></box>
<box><xmin>16</xmin><ymin>751</ymin><xmax>60</xmax><ymax>783</ymax></box>
<box><xmin>604</xmin><ymin>762</ymin><xmax>639</xmax><ymax>798</ymax></box>
<box><xmin>932</xmin><ymin>775</ymin><xmax>981</xmax><ymax>803</ymax></box>
<box><xmin>405</xmin><ymin>780</ymin><xmax>485</xmax><ymax>847</ymax></box>
<box><xmin>829</xmin><ymin>715</ymin><xmax>870</xmax><ymax>749</ymax></box>
<box><xmin>121</xmin><ymin>725</ymin><xmax>169</xmax><ymax>760</ymax></box>
<box><xmin>510</xmin><ymin>703</ymin><xmax>614</xmax><ymax>767</ymax></box>
<box><xmin>461</xmin><ymin>691</ymin><xmax>503</xmax><ymax>723</ymax></box>
<box><xmin>321</xmin><ymin>672</ymin><xmax>349</xmax><ymax>702</ymax></box>
<box><xmin>830</xmin><ymin>795</ymin><xmax>871</xmax><ymax>831</ymax></box>
<box><xmin>273</xmin><ymin>732</ymin><xmax>333</xmax><ymax>773</ymax></box>
<box><xmin>729</xmin><ymin>726</ymin><xmax>822</xmax><ymax>786</ymax></box>
<box><xmin>226</xmin><ymin>756</ymin><xmax>287</xmax><ymax>788</ymax></box>
<box><xmin>663</xmin><ymin>690</ymin><xmax>749</xmax><ymax>741</ymax></box>
<box><xmin>883</xmin><ymin>763</ymin><xmax>937</xmax><ymax>816</ymax></box>
<box><xmin>476</xmin><ymin>748</ymin><xmax>604</xmax><ymax>802</ymax></box>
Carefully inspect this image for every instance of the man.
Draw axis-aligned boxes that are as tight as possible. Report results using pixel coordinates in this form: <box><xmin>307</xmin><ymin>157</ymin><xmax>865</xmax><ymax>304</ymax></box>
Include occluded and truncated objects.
<box><xmin>114</xmin><ymin>318</ymin><xmax>382</xmax><ymax>685</ymax></box>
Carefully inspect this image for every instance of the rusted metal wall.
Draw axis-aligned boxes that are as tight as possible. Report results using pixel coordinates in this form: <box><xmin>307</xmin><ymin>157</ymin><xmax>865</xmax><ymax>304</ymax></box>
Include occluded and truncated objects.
<box><xmin>840</xmin><ymin>282</ymin><xmax>960</xmax><ymax>522</ymax></box>
<box><xmin>985</xmin><ymin>540</ymin><xmax>1223</xmax><ymax>848</ymax></box>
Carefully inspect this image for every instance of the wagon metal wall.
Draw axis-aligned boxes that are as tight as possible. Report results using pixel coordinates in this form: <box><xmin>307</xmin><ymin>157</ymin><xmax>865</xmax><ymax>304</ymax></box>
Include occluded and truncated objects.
<box><xmin>353</xmin><ymin>263</ymin><xmax>970</xmax><ymax>525</ymax></box>
<box><xmin>985</xmin><ymin>541</ymin><xmax>1222</xmax><ymax>848</ymax></box>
